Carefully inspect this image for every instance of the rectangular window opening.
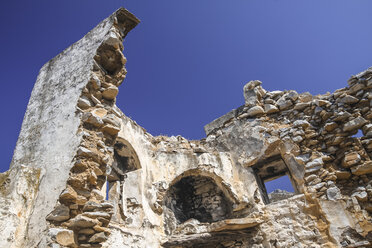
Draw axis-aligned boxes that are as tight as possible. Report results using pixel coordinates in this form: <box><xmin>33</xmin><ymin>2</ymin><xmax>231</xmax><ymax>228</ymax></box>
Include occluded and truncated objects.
<box><xmin>253</xmin><ymin>157</ymin><xmax>298</xmax><ymax>204</ymax></box>
<box><xmin>264</xmin><ymin>174</ymin><xmax>295</xmax><ymax>203</ymax></box>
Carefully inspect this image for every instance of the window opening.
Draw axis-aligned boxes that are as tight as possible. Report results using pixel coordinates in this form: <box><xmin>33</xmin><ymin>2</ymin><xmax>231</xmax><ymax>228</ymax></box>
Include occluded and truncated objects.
<box><xmin>265</xmin><ymin>174</ymin><xmax>295</xmax><ymax>203</ymax></box>
<box><xmin>253</xmin><ymin>156</ymin><xmax>297</xmax><ymax>204</ymax></box>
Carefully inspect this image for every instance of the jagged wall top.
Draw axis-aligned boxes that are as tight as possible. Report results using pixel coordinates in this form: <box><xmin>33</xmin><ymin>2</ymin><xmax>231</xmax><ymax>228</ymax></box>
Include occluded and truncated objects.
<box><xmin>204</xmin><ymin>66</ymin><xmax>372</xmax><ymax>137</ymax></box>
<box><xmin>11</xmin><ymin>8</ymin><xmax>139</xmax><ymax>169</ymax></box>
<box><xmin>7</xmin><ymin>8</ymin><xmax>139</xmax><ymax>247</ymax></box>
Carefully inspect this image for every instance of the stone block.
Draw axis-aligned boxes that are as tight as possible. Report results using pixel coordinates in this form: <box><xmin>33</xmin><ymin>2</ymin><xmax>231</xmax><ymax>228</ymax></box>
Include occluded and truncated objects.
<box><xmin>59</xmin><ymin>186</ymin><xmax>78</xmax><ymax>203</ymax></box>
<box><xmin>351</xmin><ymin>161</ymin><xmax>372</xmax><ymax>175</ymax></box>
<box><xmin>102</xmin><ymin>85</ymin><xmax>119</xmax><ymax>100</ymax></box>
<box><xmin>46</xmin><ymin>204</ymin><xmax>70</xmax><ymax>222</ymax></box>
<box><xmin>246</xmin><ymin>106</ymin><xmax>264</xmax><ymax>117</ymax></box>
<box><xmin>264</xmin><ymin>104</ymin><xmax>279</xmax><ymax>114</ymax></box>
<box><xmin>101</xmin><ymin>124</ymin><xmax>120</xmax><ymax>135</ymax></box>
<box><xmin>276</xmin><ymin>98</ymin><xmax>292</xmax><ymax>110</ymax></box>
<box><xmin>342</xmin><ymin>152</ymin><xmax>361</xmax><ymax>168</ymax></box>
<box><xmin>67</xmin><ymin>215</ymin><xmax>99</xmax><ymax>228</ymax></box>
<box><xmin>324</xmin><ymin>122</ymin><xmax>338</xmax><ymax>132</ymax></box>
<box><xmin>55</xmin><ymin>229</ymin><xmax>75</xmax><ymax>247</ymax></box>
<box><xmin>89</xmin><ymin>232</ymin><xmax>107</xmax><ymax>243</ymax></box>
<box><xmin>78</xmin><ymin>97</ymin><xmax>92</xmax><ymax>109</ymax></box>
<box><xmin>326</xmin><ymin>187</ymin><xmax>342</xmax><ymax>201</ymax></box>
<box><xmin>338</xmin><ymin>95</ymin><xmax>359</xmax><ymax>104</ymax></box>
<box><xmin>343</xmin><ymin>116</ymin><xmax>367</xmax><ymax>132</ymax></box>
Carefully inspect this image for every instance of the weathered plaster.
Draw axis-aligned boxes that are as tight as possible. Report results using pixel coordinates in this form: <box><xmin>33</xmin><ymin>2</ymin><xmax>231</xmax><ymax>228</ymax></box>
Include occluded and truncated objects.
<box><xmin>0</xmin><ymin>7</ymin><xmax>371</xmax><ymax>248</ymax></box>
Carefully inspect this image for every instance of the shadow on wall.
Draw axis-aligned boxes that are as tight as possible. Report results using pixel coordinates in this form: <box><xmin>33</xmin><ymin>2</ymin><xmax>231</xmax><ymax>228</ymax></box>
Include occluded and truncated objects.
<box><xmin>106</xmin><ymin>138</ymin><xmax>142</xmax><ymax>222</ymax></box>
<box><xmin>164</xmin><ymin>175</ymin><xmax>233</xmax><ymax>234</ymax></box>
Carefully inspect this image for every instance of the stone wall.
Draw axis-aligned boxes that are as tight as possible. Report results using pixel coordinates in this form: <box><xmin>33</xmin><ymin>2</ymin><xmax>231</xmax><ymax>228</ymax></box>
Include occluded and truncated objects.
<box><xmin>39</xmin><ymin>9</ymin><xmax>140</xmax><ymax>248</ymax></box>
<box><xmin>0</xmin><ymin>7</ymin><xmax>371</xmax><ymax>248</ymax></box>
<box><xmin>202</xmin><ymin>73</ymin><xmax>372</xmax><ymax>246</ymax></box>
<box><xmin>164</xmin><ymin>175</ymin><xmax>233</xmax><ymax>233</ymax></box>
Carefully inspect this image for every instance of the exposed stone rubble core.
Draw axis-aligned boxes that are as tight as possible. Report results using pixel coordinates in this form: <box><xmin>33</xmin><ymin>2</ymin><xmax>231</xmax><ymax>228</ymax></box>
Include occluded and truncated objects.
<box><xmin>1</xmin><ymin>7</ymin><xmax>372</xmax><ymax>248</ymax></box>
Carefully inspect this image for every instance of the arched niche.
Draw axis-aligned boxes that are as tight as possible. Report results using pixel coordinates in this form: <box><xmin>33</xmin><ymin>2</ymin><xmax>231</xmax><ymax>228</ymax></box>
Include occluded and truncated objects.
<box><xmin>164</xmin><ymin>171</ymin><xmax>234</xmax><ymax>227</ymax></box>
<box><xmin>110</xmin><ymin>137</ymin><xmax>141</xmax><ymax>178</ymax></box>
<box><xmin>107</xmin><ymin>137</ymin><xmax>142</xmax><ymax>223</ymax></box>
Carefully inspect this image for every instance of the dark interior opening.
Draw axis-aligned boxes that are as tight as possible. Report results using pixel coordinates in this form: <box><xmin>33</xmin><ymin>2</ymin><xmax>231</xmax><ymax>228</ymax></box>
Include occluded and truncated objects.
<box><xmin>111</xmin><ymin>140</ymin><xmax>140</xmax><ymax>176</ymax></box>
<box><xmin>95</xmin><ymin>44</ymin><xmax>124</xmax><ymax>75</ymax></box>
<box><xmin>165</xmin><ymin>176</ymin><xmax>233</xmax><ymax>224</ymax></box>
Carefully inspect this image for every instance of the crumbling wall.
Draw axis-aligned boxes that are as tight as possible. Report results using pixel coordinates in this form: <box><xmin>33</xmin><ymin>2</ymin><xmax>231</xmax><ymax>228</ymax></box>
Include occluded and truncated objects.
<box><xmin>2</xmin><ymin>8</ymin><xmax>140</xmax><ymax>248</ymax></box>
<box><xmin>102</xmin><ymin>119</ymin><xmax>260</xmax><ymax>247</ymax></box>
<box><xmin>0</xmin><ymin>7</ymin><xmax>371</xmax><ymax>248</ymax></box>
<box><xmin>38</xmin><ymin>9</ymin><xmax>140</xmax><ymax>248</ymax></box>
<box><xmin>203</xmin><ymin>73</ymin><xmax>372</xmax><ymax>247</ymax></box>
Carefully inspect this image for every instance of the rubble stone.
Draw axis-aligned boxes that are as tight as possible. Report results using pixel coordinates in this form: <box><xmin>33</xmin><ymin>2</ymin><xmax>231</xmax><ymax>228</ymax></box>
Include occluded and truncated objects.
<box><xmin>326</xmin><ymin>187</ymin><xmax>342</xmax><ymax>201</ymax></box>
<box><xmin>102</xmin><ymin>86</ymin><xmax>119</xmax><ymax>100</ymax></box>
<box><xmin>264</xmin><ymin>104</ymin><xmax>279</xmax><ymax>114</ymax></box>
<box><xmin>343</xmin><ymin>116</ymin><xmax>367</xmax><ymax>132</ymax></box>
<box><xmin>59</xmin><ymin>186</ymin><xmax>78</xmax><ymax>203</ymax></box>
<box><xmin>276</xmin><ymin>97</ymin><xmax>292</xmax><ymax>110</ymax></box>
<box><xmin>55</xmin><ymin>229</ymin><xmax>75</xmax><ymax>247</ymax></box>
<box><xmin>351</xmin><ymin>161</ymin><xmax>372</xmax><ymax>175</ymax></box>
<box><xmin>2</xmin><ymin>7</ymin><xmax>372</xmax><ymax>248</ymax></box>
<box><xmin>342</xmin><ymin>152</ymin><xmax>361</xmax><ymax>168</ymax></box>
<box><xmin>244</xmin><ymin>83</ymin><xmax>262</xmax><ymax>107</ymax></box>
<box><xmin>67</xmin><ymin>215</ymin><xmax>100</xmax><ymax>228</ymax></box>
<box><xmin>89</xmin><ymin>232</ymin><xmax>107</xmax><ymax>243</ymax></box>
<box><xmin>352</xmin><ymin>191</ymin><xmax>368</xmax><ymax>202</ymax></box>
<box><xmin>339</xmin><ymin>95</ymin><xmax>359</xmax><ymax>104</ymax></box>
<box><xmin>78</xmin><ymin>97</ymin><xmax>92</xmax><ymax>109</ymax></box>
<box><xmin>46</xmin><ymin>204</ymin><xmax>70</xmax><ymax>222</ymax></box>
<box><xmin>324</xmin><ymin>122</ymin><xmax>338</xmax><ymax>132</ymax></box>
<box><xmin>246</xmin><ymin>106</ymin><xmax>265</xmax><ymax>117</ymax></box>
<box><xmin>82</xmin><ymin>112</ymin><xmax>104</xmax><ymax>127</ymax></box>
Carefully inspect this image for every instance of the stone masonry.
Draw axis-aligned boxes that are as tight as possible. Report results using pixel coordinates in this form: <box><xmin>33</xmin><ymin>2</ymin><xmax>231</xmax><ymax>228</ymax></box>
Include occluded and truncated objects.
<box><xmin>0</xmin><ymin>7</ymin><xmax>371</xmax><ymax>248</ymax></box>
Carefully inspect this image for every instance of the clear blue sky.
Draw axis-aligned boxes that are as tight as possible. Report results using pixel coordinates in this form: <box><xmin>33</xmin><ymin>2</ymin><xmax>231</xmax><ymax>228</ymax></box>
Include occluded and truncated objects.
<box><xmin>265</xmin><ymin>175</ymin><xmax>294</xmax><ymax>194</ymax></box>
<box><xmin>1</xmin><ymin>1</ymin><xmax>372</xmax><ymax>174</ymax></box>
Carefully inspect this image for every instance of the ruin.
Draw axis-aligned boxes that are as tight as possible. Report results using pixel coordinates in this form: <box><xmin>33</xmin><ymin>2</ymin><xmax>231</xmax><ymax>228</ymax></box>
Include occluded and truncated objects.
<box><xmin>0</xmin><ymin>7</ymin><xmax>371</xmax><ymax>248</ymax></box>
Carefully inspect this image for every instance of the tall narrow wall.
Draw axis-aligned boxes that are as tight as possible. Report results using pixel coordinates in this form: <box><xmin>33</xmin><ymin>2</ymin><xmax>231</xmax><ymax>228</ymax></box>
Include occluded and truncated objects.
<box><xmin>6</xmin><ymin>8</ymin><xmax>139</xmax><ymax>247</ymax></box>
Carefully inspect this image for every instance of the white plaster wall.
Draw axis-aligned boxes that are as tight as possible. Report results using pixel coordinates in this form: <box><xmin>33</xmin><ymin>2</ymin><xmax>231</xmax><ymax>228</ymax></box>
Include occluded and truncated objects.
<box><xmin>0</xmin><ymin>166</ymin><xmax>41</xmax><ymax>248</ymax></box>
<box><xmin>107</xmin><ymin>114</ymin><xmax>262</xmax><ymax>246</ymax></box>
<box><xmin>9</xmin><ymin>10</ymin><xmax>124</xmax><ymax>247</ymax></box>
